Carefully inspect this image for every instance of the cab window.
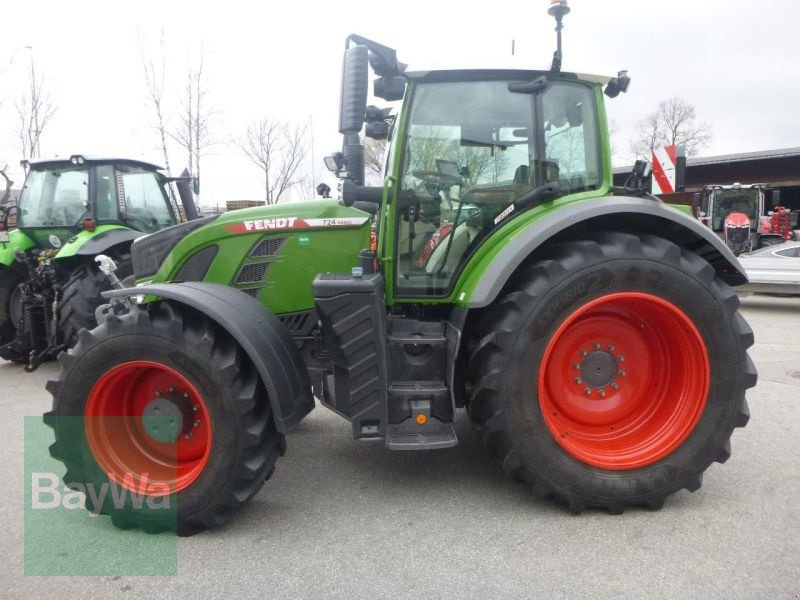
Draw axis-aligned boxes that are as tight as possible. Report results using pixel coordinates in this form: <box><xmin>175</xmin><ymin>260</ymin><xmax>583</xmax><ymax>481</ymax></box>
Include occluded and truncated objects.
<box><xmin>19</xmin><ymin>167</ymin><xmax>88</xmax><ymax>228</ymax></box>
<box><xmin>118</xmin><ymin>168</ymin><xmax>175</xmax><ymax>232</ymax></box>
<box><xmin>395</xmin><ymin>79</ymin><xmax>599</xmax><ymax>296</ymax></box>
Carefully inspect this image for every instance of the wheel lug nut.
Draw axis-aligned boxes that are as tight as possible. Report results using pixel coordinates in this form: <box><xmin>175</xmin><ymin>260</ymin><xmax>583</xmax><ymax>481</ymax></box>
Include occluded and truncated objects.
<box><xmin>184</xmin><ymin>432</ymin><xmax>193</xmax><ymax>439</ymax></box>
<box><xmin>598</xmin><ymin>389</ymin><xmax>606</xmax><ymax>398</ymax></box>
<box><xmin>618</xmin><ymin>369</ymin><xmax>626</xmax><ymax>377</ymax></box>
<box><xmin>575</xmin><ymin>377</ymin><xmax>582</xmax><ymax>384</ymax></box>
<box><xmin>608</xmin><ymin>344</ymin><xmax>615</xmax><ymax>352</ymax></box>
<box><xmin>169</xmin><ymin>386</ymin><xmax>176</xmax><ymax>393</ymax></box>
<box><xmin>193</xmin><ymin>420</ymin><xmax>200</xmax><ymax>428</ymax></box>
<box><xmin>594</xmin><ymin>343</ymin><xmax>600</xmax><ymax>350</ymax></box>
<box><xmin>193</xmin><ymin>404</ymin><xmax>200</xmax><ymax>412</ymax></box>
<box><xmin>183</xmin><ymin>391</ymin><xmax>190</xmax><ymax>399</ymax></box>
<box><xmin>584</xmin><ymin>387</ymin><xmax>592</xmax><ymax>396</ymax></box>
<box><xmin>573</xmin><ymin>363</ymin><xmax>580</xmax><ymax>370</ymax></box>
<box><xmin>618</xmin><ymin>355</ymin><xmax>625</xmax><ymax>363</ymax></box>
<box><xmin>611</xmin><ymin>383</ymin><xmax>619</xmax><ymax>390</ymax></box>
<box><xmin>581</xmin><ymin>349</ymin><xmax>588</xmax><ymax>357</ymax></box>
<box><xmin>155</xmin><ymin>389</ymin><xmax>161</xmax><ymax>397</ymax></box>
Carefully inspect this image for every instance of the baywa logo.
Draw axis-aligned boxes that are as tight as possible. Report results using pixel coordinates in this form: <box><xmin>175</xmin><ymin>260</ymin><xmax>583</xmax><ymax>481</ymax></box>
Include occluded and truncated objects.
<box><xmin>31</xmin><ymin>472</ymin><xmax>172</xmax><ymax>513</ymax></box>
<box><xmin>25</xmin><ymin>416</ymin><xmax>178</xmax><ymax>576</ymax></box>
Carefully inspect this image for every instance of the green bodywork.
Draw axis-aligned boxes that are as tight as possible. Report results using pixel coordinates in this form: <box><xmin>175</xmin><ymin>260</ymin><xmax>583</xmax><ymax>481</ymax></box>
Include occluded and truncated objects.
<box><xmin>1</xmin><ymin>224</ymin><xmax>135</xmax><ymax>267</ymax></box>
<box><xmin>0</xmin><ymin>229</ymin><xmax>36</xmax><ymax>267</ymax></box>
<box><xmin>143</xmin><ymin>200</ymin><xmax>371</xmax><ymax>314</ymax></box>
<box><xmin>51</xmin><ymin>225</ymin><xmax>134</xmax><ymax>259</ymax></box>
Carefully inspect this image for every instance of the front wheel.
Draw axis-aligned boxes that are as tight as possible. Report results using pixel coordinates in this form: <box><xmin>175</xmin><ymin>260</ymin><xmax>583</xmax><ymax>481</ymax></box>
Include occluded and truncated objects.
<box><xmin>0</xmin><ymin>266</ymin><xmax>27</xmax><ymax>363</ymax></box>
<box><xmin>58</xmin><ymin>254</ymin><xmax>133</xmax><ymax>348</ymax></box>
<box><xmin>45</xmin><ymin>302</ymin><xmax>285</xmax><ymax>535</ymax></box>
<box><xmin>467</xmin><ymin>232</ymin><xmax>756</xmax><ymax>513</ymax></box>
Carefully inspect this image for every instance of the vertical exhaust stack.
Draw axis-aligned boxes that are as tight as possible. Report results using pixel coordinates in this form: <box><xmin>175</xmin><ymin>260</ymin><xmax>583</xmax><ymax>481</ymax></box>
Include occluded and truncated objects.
<box><xmin>176</xmin><ymin>168</ymin><xmax>199</xmax><ymax>221</ymax></box>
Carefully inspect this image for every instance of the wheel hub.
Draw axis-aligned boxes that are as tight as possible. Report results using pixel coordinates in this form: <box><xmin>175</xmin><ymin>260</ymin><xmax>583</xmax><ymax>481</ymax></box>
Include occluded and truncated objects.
<box><xmin>579</xmin><ymin>349</ymin><xmax>617</xmax><ymax>388</ymax></box>
<box><xmin>141</xmin><ymin>389</ymin><xmax>196</xmax><ymax>443</ymax></box>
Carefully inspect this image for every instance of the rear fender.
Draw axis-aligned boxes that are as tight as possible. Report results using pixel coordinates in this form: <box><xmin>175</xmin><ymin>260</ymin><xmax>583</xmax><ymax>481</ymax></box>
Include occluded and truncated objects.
<box><xmin>462</xmin><ymin>196</ymin><xmax>747</xmax><ymax>308</ymax></box>
<box><xmin>104</xmin><ymin>282</ymin><xmax>314</xmax><ymax>432</ymax></box>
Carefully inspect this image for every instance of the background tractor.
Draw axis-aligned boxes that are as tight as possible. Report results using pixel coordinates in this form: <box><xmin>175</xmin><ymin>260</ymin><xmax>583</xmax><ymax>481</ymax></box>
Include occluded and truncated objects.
<box><xmin>45</xmin><ymin>2</ymin><xmax>755</xmax><ymax>535</ymax></box>
<box><xmin>694</xmin><ymin>183</ymin><xmax>792</xmax><ymax>255</ymax></box>
<box><xmin>0</xmin><ymin>155</ymin><xmax>198</xmax><ymax>369</ymax></box>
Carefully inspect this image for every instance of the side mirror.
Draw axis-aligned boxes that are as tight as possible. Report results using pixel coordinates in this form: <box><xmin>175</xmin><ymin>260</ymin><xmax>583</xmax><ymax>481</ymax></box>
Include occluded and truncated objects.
<box><xmin>339</xmin><ymin>45</ymin><xmax>369</xmax><ymax>134</ymax></box>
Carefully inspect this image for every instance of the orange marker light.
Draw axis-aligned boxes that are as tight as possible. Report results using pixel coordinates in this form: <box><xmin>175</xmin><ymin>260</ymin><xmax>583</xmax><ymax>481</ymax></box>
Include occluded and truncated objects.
<box><xmin>416</xmin><ymin>414</ymin><xmax>427</xmax><ymax>426</ymax></box>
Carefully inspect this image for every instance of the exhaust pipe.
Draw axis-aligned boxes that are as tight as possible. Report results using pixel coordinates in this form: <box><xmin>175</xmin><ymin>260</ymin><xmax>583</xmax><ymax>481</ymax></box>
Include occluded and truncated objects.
<box><xmin>176</xmin><ymin>168</ymin><xmax>199</xmax><ymax>221</ymax></box>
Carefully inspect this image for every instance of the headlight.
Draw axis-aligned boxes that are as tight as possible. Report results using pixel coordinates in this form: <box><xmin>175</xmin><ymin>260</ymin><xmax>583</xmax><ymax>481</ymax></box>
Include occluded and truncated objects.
<box><xmin>132</xmin><ymin>216</ymin><xmax>217</xmax><ymax>279</ymax></box>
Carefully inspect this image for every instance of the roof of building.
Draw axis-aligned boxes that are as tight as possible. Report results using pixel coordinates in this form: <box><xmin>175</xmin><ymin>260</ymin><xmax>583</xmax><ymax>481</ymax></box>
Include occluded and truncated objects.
<box><xmin>613</xmin><ymin>146</ymin><xmax>800</xmax><ymax>175</ymax></box>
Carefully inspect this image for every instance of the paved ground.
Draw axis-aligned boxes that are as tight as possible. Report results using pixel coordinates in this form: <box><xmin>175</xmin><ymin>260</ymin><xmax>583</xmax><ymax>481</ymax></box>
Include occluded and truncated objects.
<box><xmin>1</xmin><ymin>295</ymin><xmax>799</xmax><ymax>599</ymax></box>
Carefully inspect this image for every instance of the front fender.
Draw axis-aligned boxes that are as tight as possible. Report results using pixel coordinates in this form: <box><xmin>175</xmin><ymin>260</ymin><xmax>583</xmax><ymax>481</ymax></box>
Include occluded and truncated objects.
<box><xmin>104</xmin><ymin>282</ymin><xmax>314</xmax><ymax>432</ymax></box>
<box><xmin>0</xmin><ymin>229</ymin><xmax>36</xmax><ymax>266</ymax></box>
<box><xmin>460</xmin><ymin>196</ymin><xmax>746</xmax><ymax>308</ymax></box>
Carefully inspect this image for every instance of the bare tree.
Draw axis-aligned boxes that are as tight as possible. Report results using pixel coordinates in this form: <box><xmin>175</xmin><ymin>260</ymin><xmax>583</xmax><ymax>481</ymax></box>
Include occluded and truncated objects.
<box><xmin>238</xmin><ymin>119</ymin><xmax>308</xmax><ymax>204</ymax></box>
<box><xmin>630</xmin><ymin>97</ymin><xmax>711</xmax><ymax>159</ymax></box>
<box><xmin>0</xmin><ymin>165</ymin><xmax>13</xmax><ymax>205</ymax></box>
<box><xmin>171</xmin><ymin>48</ymin><xmax>213</xmax><ymax>200</ymax></box>
<box><xmin>364</xmin><ymin>137</ymin><xmax>387</xmax><ymax>175</ymax></box>
<box><xmin>140</xmin><ymin>32</ymin><xmax>172</xmax><ymax>175</ymax></box>
<box><xmin>16</xmin><ymin>53</ymin><xmax>57</xmax><ymax>159</ymax></box>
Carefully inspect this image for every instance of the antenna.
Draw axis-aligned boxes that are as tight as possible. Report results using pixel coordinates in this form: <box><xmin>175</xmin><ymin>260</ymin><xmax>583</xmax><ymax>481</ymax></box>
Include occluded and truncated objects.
<box><xmin>548</xmin><ymin>0</ymin><xmax>570</xmax><ymax>72</ymax></box>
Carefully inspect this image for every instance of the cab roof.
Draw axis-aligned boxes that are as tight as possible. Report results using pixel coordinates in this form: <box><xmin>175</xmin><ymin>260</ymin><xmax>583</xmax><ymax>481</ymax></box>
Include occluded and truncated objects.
<box><xmin>404</xmin><ymin>68</ymin><xmax>612</xmax><ymax>85</ymax></box>
<box><xmin>24</xmin><ymin>155</ymin><xmax>164</xmax><ymax>171</ymax></box>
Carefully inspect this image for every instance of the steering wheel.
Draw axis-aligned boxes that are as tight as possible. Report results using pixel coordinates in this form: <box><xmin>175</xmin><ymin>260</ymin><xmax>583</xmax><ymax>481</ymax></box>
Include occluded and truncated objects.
<box><xmin>412</xmin><ymin>170</ymin><xmax>463</xmax><ymax>211</ymax></box>
<box><xmin>412</xmin><ymin>170</ymin><xmax>462</xmax><ymax>187</ymax></box>
<box><xmin>125</xmin><ymin>209</ymin><xmax>158</xmax><ymax>233</ymax></box>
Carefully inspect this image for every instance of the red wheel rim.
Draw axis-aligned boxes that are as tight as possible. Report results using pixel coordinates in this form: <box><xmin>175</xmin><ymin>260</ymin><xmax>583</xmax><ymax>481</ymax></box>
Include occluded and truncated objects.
<box><xmin>84</xmin><ymin>361</ymin><xmax>212</xmax><ymax>495</ymax></box>
<box><xmin>538</xmin><ymin>292</ymin><xmax>709</xmax><ymax>470</ymax></box>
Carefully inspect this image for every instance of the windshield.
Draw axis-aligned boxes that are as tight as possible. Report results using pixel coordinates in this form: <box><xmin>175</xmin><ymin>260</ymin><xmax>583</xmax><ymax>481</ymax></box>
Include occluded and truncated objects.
<box><xmin>396</xmin><ymin>79</ymin><xmax>600</xmax><ymax>295</ymax></box>
<box><xmin>712</xmin><ymin>189</ymin><xmax>759</xmax><ymax>231</ymax></box>
<box><xmin>19</xmin><ymin>167</ymin><xmax>88</xmax><ymax>228</ymax></box>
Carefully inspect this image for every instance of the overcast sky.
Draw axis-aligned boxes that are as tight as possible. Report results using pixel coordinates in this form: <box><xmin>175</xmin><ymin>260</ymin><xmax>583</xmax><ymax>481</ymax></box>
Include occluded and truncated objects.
<box><xmin>1</xmin><ymin>0</ymin><xmax>798</xmax><ymax>205</ymax></box>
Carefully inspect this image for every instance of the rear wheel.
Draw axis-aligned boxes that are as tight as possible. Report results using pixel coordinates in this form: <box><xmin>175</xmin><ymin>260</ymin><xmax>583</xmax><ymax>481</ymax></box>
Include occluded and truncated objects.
<box><xmin>45</xmin><ymin>302</ymin><xmax>285</xmax><ymax>535</ymax></box>
<box><xmin>58</xmin><ymin>253</ymin><xmax>132</xmax><ymax>348</ymax></box>
<box><xmin>467</xmin><ymin>232</ymin><xmax>755</xmax><ymax>512</ymax></box>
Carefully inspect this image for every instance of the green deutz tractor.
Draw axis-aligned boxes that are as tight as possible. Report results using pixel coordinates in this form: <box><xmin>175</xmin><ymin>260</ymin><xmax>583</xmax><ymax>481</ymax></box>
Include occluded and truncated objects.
<box><xmin>0</xmin><ymin>155</ymin><xmax>197</xmax><ymax>370</ymax></box>
<box><xmin>45</xmin><ymin>3</ymin><xmax>755</xmax><ymax>535</ymax></box>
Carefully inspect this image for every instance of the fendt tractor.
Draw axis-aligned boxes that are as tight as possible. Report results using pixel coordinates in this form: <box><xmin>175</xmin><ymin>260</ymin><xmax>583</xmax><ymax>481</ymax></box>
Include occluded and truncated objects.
<box><xmin>44</xmin><ymin>2</ymin><xmax>755</xmax><ymax>535</ymax></box>
<box><xmin>0</xmin><ymin>156</ymin><xmax>197</xmax><ymax>370</ymax></box>
<box><xmin>694</xmin><ymin>183</ymin><xmax>794</xmax><ymax>255</ymax></box>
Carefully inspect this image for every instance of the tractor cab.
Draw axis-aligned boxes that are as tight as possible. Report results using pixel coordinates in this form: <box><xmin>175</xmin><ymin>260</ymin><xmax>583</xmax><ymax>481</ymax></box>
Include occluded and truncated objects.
<box><xmin>328</xmin><ymin>31</ymin><xmax>628</xmax><ymax>299</ymax></box>
<box><xmin>17</xmin><ymin>155</ymin><xmax>179</xmax><ymax>248</ymax></box>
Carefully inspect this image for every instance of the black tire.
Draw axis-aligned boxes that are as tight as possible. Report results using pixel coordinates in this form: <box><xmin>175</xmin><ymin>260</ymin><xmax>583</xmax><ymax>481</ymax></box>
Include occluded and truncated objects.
<box><xmin>0</xmin><ymin>266</ymin><xmax>27</xmax><ymax>363</ymax></box>
<box><xmin>44</xmin><ymin>301</ymin><xmax>285</xmax><ymax>535</ymax></box>
<box><xmin>466</xmin><ymin>232</ymin><xmax>755</xmax><ymax>513</ymax></box>
<box><xmin>59</xmin><ymin>253</ymin><xmax>133</xmax><ymax>348</ymax></box>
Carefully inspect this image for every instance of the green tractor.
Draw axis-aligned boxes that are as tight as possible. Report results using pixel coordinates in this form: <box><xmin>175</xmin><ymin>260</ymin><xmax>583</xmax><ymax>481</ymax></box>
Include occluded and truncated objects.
<box><xmin>45</xmin><ymin>3</ymin><xmax>755</xmax><ymax>535</ymax></box>
<box><xmin>0</xmin><ymin>155</ymin><xmax>197</xmax><ymax>370</ymax></box>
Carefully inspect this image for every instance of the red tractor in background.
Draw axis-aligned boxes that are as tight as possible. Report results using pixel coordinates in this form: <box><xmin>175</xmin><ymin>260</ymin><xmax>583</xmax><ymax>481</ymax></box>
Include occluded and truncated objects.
<box><xmin>694</xmin><ymin>183</ymin><xmax>795</xmax><ymax>255</ymax></box>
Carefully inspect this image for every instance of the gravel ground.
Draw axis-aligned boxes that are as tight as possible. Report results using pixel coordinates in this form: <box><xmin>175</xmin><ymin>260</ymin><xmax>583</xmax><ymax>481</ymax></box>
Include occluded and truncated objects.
<box><xmin>1</xmin><ymin>294</ymin><xmax>798</xmax><ymax>599</ymax></box>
